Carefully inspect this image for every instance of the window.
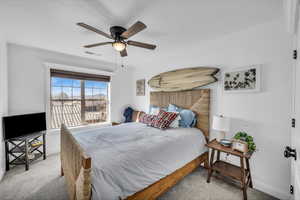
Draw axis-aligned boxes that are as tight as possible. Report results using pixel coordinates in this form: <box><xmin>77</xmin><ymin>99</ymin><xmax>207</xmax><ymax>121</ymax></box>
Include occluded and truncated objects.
<box><xmin>50</xmin><ymin>69</ymin><xmax>110</xmax><ymax>129</ymax></box>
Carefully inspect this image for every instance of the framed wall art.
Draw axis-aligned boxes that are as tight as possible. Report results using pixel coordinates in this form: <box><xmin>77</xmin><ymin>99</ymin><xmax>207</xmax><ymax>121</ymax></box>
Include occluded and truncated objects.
<box><xmin>223</xmin><ymin>65</ymin><xmax>261</xmax><ymax>93</ymax></box>
<box><xmin>136</xmin><ymin>79</ymin><xmax>145</xmax><ymax>96</ymax></box>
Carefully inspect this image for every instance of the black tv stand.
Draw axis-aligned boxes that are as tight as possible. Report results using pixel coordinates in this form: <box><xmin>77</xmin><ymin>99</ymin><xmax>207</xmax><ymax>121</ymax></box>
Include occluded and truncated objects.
<box><xmin>5</xmin><ymin>131</ymin><xmax>46</xmax><ymax>171</ymax></box>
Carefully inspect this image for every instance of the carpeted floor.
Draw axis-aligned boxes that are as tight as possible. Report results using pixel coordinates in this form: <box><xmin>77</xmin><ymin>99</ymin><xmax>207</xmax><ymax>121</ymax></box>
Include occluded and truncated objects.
<box><xmin>0</xmin><ymin>153</ymin><xmax>278</xmax><ymax>200</ymax></box>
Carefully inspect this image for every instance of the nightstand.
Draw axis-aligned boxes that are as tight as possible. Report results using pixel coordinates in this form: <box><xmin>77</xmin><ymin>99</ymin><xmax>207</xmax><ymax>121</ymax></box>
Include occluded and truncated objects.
<box><xmin>206</xmin><ymin>139</ymin><xmax>253</xmax><ymax>200</ymax></box>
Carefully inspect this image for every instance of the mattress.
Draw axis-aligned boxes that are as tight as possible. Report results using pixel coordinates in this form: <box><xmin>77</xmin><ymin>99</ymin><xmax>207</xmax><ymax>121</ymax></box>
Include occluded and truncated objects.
<box><xmin>73</xmin><ymin>122</ymin><xmax>207</xmax><ymax>200</ymax></box>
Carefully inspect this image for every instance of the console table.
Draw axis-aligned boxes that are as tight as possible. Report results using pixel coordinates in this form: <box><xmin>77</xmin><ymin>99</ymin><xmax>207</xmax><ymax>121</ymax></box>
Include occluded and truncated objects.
<box><xmin>5</xmin><ymin>131</ymin><xmax>46</xmax><ymax>171</ymax></box>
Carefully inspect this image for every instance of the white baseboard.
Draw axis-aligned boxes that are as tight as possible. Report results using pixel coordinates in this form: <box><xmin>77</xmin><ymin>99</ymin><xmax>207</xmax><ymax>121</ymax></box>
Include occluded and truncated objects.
<box><xmin>253</xmin><ymin>177</ymin><xmax>291</xmax><ymax>200</ymax></box>
<box><xmin>219</xmin><ymin>157</ymin><xmax>291</xmax><ymax>199</ymax></box>
<box><xmin>0</xmin><ymin>168</ymin><xmax>4</xmax><ymax>182</ymax></box>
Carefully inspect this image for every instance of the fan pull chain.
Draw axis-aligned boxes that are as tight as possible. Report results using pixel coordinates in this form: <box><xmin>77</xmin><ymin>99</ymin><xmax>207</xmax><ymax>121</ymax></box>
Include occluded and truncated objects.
<box><xmin>114</xmin><ymin>51</ymin><xmax>119</xmax><ymax>71</ymax></box>
<box><xmin>121</xmin><ymin>57</ymin><xmax>124</xmax><ymax>68</ymax></box>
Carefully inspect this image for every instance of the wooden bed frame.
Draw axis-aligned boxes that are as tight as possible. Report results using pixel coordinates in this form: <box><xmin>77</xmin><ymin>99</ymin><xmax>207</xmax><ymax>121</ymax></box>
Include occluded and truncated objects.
<box><xmin>61</xmin><ymin>89</ymin><xmax>210</xmax><ymax>200</ymax></box>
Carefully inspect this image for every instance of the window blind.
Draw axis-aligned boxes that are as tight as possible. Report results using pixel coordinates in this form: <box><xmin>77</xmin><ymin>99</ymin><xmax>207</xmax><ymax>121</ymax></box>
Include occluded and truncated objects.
<box><xmin>50</xmin><ymin>69</ymin><xmax>110</xmax><ymax>82</ymax></box>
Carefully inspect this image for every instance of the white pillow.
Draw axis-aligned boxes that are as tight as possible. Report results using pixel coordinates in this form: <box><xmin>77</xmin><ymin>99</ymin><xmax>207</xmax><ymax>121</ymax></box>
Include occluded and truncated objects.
<box><xmin>149</xmin><ymin>107</ymin><xmax>160</xmax><ymax>115</ymax></box>
<box><xmin>169</xmin><ymin>114</ymin><xmax>181</xmax><ymax>128</ymax></box>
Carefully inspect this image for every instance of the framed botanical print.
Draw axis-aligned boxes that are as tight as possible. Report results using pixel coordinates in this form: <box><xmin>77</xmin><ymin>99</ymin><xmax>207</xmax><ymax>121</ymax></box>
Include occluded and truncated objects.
<box><xmin>223</xmin><ymin>65</ymin><xmax>261</xmax><ymax>93</ymax></box>
<box><xmin>136</xmin><ymin>79</ymin><xmax>145</xmax><ymax>96</ymax></box>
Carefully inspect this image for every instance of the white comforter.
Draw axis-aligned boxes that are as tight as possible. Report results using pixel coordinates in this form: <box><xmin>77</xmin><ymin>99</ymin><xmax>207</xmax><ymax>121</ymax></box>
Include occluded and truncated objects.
<box><xmin>73</xmin><ymin>122</ymin><xmax>207</xmax><ymax>200</ymax></box>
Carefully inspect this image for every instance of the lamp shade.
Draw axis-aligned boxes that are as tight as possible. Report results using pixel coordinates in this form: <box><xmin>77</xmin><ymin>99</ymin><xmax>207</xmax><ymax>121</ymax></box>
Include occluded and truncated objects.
<box><xmin>212</xmin><ymin>115</ymin><xmax>230</xmax><ymax>132</ymax></box>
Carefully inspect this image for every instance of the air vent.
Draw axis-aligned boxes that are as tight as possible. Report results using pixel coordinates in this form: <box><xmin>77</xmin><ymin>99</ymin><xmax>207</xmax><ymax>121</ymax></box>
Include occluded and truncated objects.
<box><xmin>84</xmin><ymin>51</ymin><xmax>101</xmax><ymax>56</ymax></box>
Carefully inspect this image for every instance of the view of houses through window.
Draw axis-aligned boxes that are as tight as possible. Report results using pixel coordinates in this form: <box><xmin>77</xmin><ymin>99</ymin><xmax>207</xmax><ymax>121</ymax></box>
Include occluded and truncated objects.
<box><xmin>50</xmin><ymin>77</ymin><xmax>109</xmax><ymax>129</ymax></box>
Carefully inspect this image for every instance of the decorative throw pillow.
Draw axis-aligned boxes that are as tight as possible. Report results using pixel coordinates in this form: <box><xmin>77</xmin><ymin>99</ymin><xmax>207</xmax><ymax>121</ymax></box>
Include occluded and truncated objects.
<box><xmin>169</xmin><ymin>114</ymin><xmax>181</xmax><ymax>128</ymax></box>
<box><xmin>179</xmin><ymin>109</ymin><xmax>197</xmax><ymax>128</ymax></box>
<box><xmin>139</xmin><ymin>113</ymin><xmax>156</xmax><ymax>125</ymax></box>
<box><xmin>167</xmin><ymin>104</ymin><xmax>197</xmax><ymax>128</ymax></box>
<box><xmin>150</xmin><ymin>110</ymin><xmax>179</xmax><ymax>129</ymax></box>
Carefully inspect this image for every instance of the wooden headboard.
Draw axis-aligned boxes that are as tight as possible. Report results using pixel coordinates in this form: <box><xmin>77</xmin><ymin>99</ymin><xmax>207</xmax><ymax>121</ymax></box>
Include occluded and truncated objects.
<box><xmin>150</xmin><ymin>89</ymin><xmax>210</xmax><ymax>141</ymax></box>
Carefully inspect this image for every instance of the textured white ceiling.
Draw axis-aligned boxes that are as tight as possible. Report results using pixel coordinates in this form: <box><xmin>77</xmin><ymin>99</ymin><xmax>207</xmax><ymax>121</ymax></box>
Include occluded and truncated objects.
<box><xmin>0</xmin><ymin>0</ymin><xmax>282</xmax><ymax>68</ymax></box>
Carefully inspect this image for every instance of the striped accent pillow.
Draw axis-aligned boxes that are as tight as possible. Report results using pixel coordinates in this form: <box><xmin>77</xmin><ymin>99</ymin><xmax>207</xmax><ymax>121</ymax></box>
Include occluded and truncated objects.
<box><xmin>150</xmin><ymin>110</ymin><xmax>179</xmax><ymax>129</ymax></box>
<box><xmin>139</xmin><ymin>113</ymin><xmax>156</xmax><ymax>125</ymax></box>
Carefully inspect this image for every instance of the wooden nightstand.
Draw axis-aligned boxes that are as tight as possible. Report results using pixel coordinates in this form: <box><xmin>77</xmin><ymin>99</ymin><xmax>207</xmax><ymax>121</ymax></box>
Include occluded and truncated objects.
<box><xmin>112</xmin><ymin>122</ymin><xmax>121</xmax><ymax>126</ymax></box>
<box><xmin>206</xmin><ymin>139</ymin><xmax>253</xmax><ymax>200</ymax></box>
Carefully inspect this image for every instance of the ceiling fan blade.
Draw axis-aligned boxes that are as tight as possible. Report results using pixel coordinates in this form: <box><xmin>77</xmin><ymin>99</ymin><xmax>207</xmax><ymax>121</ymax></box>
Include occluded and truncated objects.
<box><xmin>121</xmin><ymin>21</ymin><xmax>147</xmax><ymax>39</ymax></box>
<box><xmin>120</xmin><ymin>49</ymin><xmax>128</xmax><ymax>57</ymax></box>
<box><xmin>127</xmin><ymin>40</ymin><xmax>156</xmax><ymax>50</ymax></box>
<box><xmin>83</xmin><ymin>42</ymin><xmax>112</xmax><ymax>48</ymax></box>
<box><xmin>77</xmin><ymin>22</ymin><xmax>112</xmax><ymax>39</ymax></box>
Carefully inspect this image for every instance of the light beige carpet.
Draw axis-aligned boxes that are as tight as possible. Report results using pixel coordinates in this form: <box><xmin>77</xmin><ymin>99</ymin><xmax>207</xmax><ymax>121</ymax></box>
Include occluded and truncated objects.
<box><xmin>0</xmin><ymin>153</ymin><xmax>277</xmax><ymax>200</ymax></box>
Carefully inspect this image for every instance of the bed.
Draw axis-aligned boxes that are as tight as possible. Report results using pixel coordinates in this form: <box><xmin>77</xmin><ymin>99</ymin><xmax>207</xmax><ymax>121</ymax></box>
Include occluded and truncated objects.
<box><xmin>60</xmin><ymin>89</ymin><xmax>210</xmax><ymax>200</ymax></box>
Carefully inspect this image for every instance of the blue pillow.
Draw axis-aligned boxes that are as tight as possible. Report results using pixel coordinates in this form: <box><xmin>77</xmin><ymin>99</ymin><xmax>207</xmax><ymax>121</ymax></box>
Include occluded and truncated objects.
<box><xmin>149</xmin><ymin>105</ymin><xmax>167</xmax><ymax>115</ymax></box>
<box><xmin>149</xmin><ymin>105</ymin><xmax>159</xmax><ymax>115</ymax></box>
<box><xmin>167</xmin><ymin>104</ymin><xmax>182</xmax><ymax>112</ymax></box>
<box><xmin>167</xmin><ymin>104</ymin><xmax>196</xmax><ymax>128</ymax></box>
<box><xmin>179</xmin><ymin>109</ymin><xmax>197</xmax><ymax>128</ymax></box>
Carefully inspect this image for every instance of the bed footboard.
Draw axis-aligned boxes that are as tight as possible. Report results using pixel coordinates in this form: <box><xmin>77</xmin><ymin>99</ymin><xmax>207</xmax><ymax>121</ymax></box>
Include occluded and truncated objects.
<box><xmin>126</xmin><ymin>152</ymin><xmax>208</xmax><ymax>200</ymax></box>
<box><xmin>61</xmin><ymin>124</ymin><xmax>92</xmax><ymax>200</ymax></box>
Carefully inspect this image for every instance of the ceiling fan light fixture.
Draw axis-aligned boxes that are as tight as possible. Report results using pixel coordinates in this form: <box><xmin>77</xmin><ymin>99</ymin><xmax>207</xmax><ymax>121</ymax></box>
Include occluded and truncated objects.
<box><xmin>112</xmin><ymin>41</ymin><xmax>126</xmax><ymax>51</ymax></box>
<box><xmin>77</xmin><ymin>21</ymin><xmax>156</xmax><ymax>57</ymax></box>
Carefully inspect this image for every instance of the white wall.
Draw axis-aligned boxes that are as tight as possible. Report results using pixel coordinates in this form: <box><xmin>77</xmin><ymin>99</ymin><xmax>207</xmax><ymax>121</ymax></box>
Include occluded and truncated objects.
<box><xmin>131</xmin><ymin>19</ymin><xmax>292</xmax><ymax>199</ymax></box>
<box><xmin>0</xmin><ymin>39</ymin><xmax>8</xmax><ymax>181</ymax></box>
<box><xmin>110</xmin><ymin>67</ymin><xmax>134</xmax><ymax>123</ymax></box>
<box><xmin>6</xmin><ymin>43</ymin><xmax>133</xmax><ymax>156</ymax></box>
<box><xmin>7</xmin><ymin>43</ymin><xmax>132</xmax><ymax>121</ymax></box>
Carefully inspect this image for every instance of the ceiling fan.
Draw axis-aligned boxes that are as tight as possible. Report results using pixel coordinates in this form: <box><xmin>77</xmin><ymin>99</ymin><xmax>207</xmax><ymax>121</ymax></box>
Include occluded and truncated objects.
<box><xmin>77</xmin><ymin>21</ymin><xmax>156</xmax><ymax>57</ymax></box>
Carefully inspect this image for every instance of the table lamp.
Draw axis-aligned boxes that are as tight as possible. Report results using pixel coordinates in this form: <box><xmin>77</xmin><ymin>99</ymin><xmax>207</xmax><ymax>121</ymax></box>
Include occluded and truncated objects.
<box><xmin>212</xmin><ymin>115</ymin><xmax>230</xmax><ymax>142</ymax></box>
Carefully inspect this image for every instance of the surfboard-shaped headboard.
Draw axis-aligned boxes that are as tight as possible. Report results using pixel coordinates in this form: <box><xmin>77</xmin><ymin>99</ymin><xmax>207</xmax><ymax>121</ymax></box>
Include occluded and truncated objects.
<box><xmin>148</xmin><ymin>67</ymin><xmax>219</xmax><ymax>92</ymax></box>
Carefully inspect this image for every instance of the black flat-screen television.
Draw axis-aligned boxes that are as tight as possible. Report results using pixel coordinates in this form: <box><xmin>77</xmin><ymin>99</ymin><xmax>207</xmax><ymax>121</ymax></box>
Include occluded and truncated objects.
<box><xmin>3</xmin><ymin>112</ymin><xmax>46</xmax><ymax>140</ymax></box>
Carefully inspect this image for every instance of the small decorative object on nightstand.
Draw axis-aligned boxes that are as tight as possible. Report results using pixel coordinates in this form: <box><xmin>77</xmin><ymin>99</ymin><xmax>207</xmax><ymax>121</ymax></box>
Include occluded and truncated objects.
<box><xmin>112</xmin><ymin>122</ymin><xmax>121</xmax><ymax>126</ymax></box>
<box><xmin>206</xmin><ymin>139</ymin><xmax>253</xmax><ymax>200</ymax></box>
<box><xmin>212</xmin><ymin>115</ymin><xmax>230</xmax><ymax>142</ymax></box>
<box><xmin>219</xmin><ymin>139</ymin><xmax>232</xmax><ymax>147</ymax></box>
<box><xmin>232</xmin><ymin>139</ymin><xmax>248</xmax><ymax>153</ymax></box>
<box><xmin>233</xmin><ymin>132</ymin><xmax>256</xmax><ymax>153</ymax></box>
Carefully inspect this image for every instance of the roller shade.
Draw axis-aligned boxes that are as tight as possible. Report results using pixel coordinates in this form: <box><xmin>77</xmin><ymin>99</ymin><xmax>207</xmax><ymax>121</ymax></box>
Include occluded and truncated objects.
<box><xmin>50</xmin><ymin>69</ymin><xmax>110</xmax><ymax>82</ymax></box>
